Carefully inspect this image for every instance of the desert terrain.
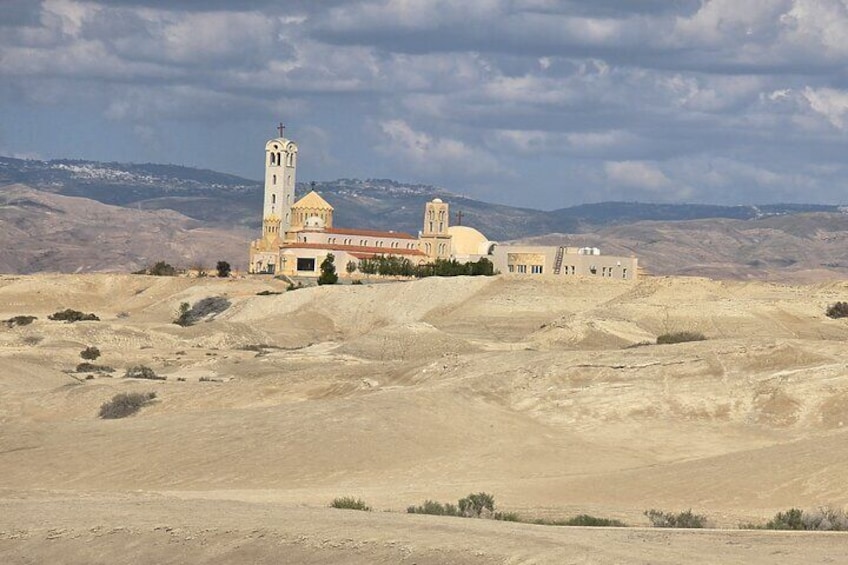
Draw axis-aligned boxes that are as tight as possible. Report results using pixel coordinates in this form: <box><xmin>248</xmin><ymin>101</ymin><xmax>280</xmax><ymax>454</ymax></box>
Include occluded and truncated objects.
<box><xmin>2</xmin><ymin>272</ymin><xmax>848</xmax><ymax>563</ymax></box>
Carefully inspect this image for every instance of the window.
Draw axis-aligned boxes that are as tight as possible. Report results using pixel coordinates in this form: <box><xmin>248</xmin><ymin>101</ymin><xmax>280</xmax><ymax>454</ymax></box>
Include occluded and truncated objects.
<box><xmin>297</xmin><ymin>258</ymin><xmax>316</xmax><ymax>272</ymax></box>
<box><xmin>517</xmin><ymin>265</ymin><xmax>527</xmax><ymax>273</ymax></box>
<box><xmin>622</xmin><ymin>268</ymin><xmax>628</xmax><ymax>278</ymax></box>
<box><xmin>531</xmin><ymin>265</ymin><xmax>543</xmax><ymax>274</ymax></box>
<box><xmin>272</xmin><ymin>194</ymin><xmax>276</xmax><ymax>204</ymax></box>
<box><xmin>508</xmin><ymin>265</ymin><xmax>515</xmax><ymax>273</ymax></box>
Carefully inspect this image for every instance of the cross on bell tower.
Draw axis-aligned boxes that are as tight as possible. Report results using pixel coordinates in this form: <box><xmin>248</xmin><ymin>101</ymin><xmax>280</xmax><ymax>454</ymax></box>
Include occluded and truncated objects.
<box><xmin>277</xmin><ymin>122</ymin><xmax>286</xmax><ymax>138</ymax></box>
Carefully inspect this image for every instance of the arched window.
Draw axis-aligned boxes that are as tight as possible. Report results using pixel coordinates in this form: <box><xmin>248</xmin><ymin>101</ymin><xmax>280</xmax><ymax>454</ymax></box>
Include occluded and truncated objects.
<box><xmin>272</xmin><ymin>194</ymin><xmax>276</xmax><ymax>204</ymax></box>
<box><xmin>272</xmin><ymin>174</ymin><xmax>277</xmax><ymax>185</ymax></box>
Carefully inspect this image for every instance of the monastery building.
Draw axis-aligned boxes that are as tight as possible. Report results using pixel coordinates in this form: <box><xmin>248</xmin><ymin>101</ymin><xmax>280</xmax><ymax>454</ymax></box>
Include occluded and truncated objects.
<box><xmin>248</xmin><ymin>130</ymin><xmax>638</xmax><ymax>280</ymax></box>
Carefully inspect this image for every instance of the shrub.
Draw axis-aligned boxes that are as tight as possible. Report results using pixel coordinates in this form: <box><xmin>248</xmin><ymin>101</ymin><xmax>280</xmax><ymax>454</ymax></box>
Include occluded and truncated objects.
<box><xmin>124</xmin><ymin>365</ymin><xmax>165</xmax><ymax>380</ymax></box>
<box><xmin>656</xmin><ymin>331</ymin><xmax>706</xmax><ymax>345</ymax></box>
<box><xmin>4</xmin><ymin>315</ymin><xmax>37</xmax><ymax>328</ymax></box>
<box><xmin>80</xmin><ymin>346</ymin><xmax>101</xmax><ymax>360</ymax></box>
<box><xmin>351</xmin><ymin>279</ymin><xmax>363</xmax><ymax>285</ymax></box>
<box><xmin>48</xmin><ymin>309</ymin><xmax>99</xmax><ymax>322</ymax></box>
<box><xmin>216</xmin><ymin>261</ymin><xmax>231</xmax><ymax>278</ymax></box>
<box><xmin>330</xmin><ymin>497</ymin><xmax>371</xmax><ymax>511</ymax></box>
<box><xmin>147</xmin><ymin>261</ymin><xmax>177</xmax><ymax>276</ymax></box>
<box><xmin>644</xmin><ymin>509</ymin><xmax>707</xmax><ymax>528</ymax></box>
<box><xmin>493</xmin><ymin>511</ymin><xmax>521</xmax><ymax>522</ymax></box>
<box><xmin>346</xmin><ymin>261</ymin><xmax>357</xmax><ymax>274</ymax></box>
<box><xmin>563</xmin><ymin>515</ymin><xmax>627</xmax><ymax>527</ymax></box>
<box><xmin>533</xmin><ymin>515</ymin><xmax>627</xmax><ymax>527</ymax></box>
<box><xmin>99</xmin><ymin>392</ymin><xmax>156</xmax><ymax>419</ymax></box>
<box><xmin>174</xmin><ymin>296</ymin><xmax>231</xmax><ymax>327</ymax></box>
<box><xmin>458</xmin><ymin>492</ymin><xmax>496</xmax><ymax>518</ymax></box>
<box><xmin>22</xmin><ymin>335</ymin><xmax>43</xmax><ymax>346</ymax></box>
<box><xmin>76</xmin><ymin>363</ymin><xmax>114</xmax><ymax>373</ymax></box>
<box><xmin>761</xmin><ymin>507</ymin><xmax>848</xmax><ymax>531</ymax></box>
<box><xmin>407</xmin><ymin>500</ymin><xmax>459</xmax><ymax>516</ymax></box>
<box><xmin>826</xmin><ymin>302</ymin><xmax>848</xmax><ymax>319</ymax></box>
<box><xmin>256</xmin><ymin>290</ymin><xmax>282</xmax><ymax>296</ymax></box>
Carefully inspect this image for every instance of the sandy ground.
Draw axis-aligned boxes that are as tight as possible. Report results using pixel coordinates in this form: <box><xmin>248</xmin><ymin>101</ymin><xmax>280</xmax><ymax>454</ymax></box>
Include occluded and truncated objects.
<box><xmin>1</xmin><ymin>273</ymin><xmax>847</xmax><ymax>563</ymax></box>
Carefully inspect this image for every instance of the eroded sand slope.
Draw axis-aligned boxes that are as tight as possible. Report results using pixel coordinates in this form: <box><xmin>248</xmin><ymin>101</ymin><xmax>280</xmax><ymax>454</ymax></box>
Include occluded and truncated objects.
<box><xmin>1</xmin><ymin>273</ymin><xmax>847</xmax><ymax>563</ymax></box>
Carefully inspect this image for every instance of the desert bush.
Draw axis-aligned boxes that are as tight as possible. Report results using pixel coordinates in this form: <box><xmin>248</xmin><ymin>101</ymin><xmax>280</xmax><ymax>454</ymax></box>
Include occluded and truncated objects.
<box><xmin>761</xmin><ymin>507</ymin><xmax>848</xmax><ymax>531</ymax></box>
<box><xmin>4</xmin><ymin>315</ymin><xmax>37</xmax><ymax>328</ymax></box>
<box><xmin>76</xmin><ymin>363</ymin><xmax>114</xmax><ymax>373</ymax></box>
<box><xmin>174</xmin><ymin>296</ymin><xmax>231</xmax><ymax>327</ymax></box>
<box><xmin>559</xmin><ymin>515</ymin><xmax>627</xmax><ymax>527</ymax></box>
<box><xmin>656</xmin><ymin>331</ymin><xmax>706</xmax><ymax>345</ymax></box>
<box><xmin>98</xmin><ymin>391</ymin><xmax>156</xmax><ymax>419</ymax></box>
<box><xmin>124</xmin><ymin>365</ymin><xmax>165</xmax><ymax>380</ymax></box>
<box><xmin>146</xmin><ymin>261</ymin><xmax>177</xmax><ymax>276</ymax></box>
<box><xmin>644</xmin><ymin>509</ymin><xmax>707</xmax><ymax>528</ymax></box>
<box><xmin>216</xmin><ymin>261</ymin><xmax>231</xmax><ymax>278</ymax></box>
<box><xmin>826</xmin><ymin>301</ymin><xmax>848</xmax><ymax>319</ymax></box>
<box><xmin>80</xmin><ymin>346</ymin><xmax>101</xmax><ymax>360</ymax></box>
<box><xmin>351</xmin><ymin>279</ymin><xmax>363</xmax><ymax>285</ymax></box>
<box><xmin>21</xmin><ymin>335</ymin><xmax>43</xmax><ymax>346</ymax></box>
<box><xmin>48</xmin><ymin>309</ymin><xmax>99</xmax><ymax>322</ymax></box>
<box><xmin>407</xmin><ymin>500</ymin><xmax>460</xmax><ymax>516</ymax></box>
<box><xmin>458</xmin><ymin>492</ymin><xmax>496</xmax><ymax>517</ymax></box>
<box><xmin>256</xmin><ymin>290</ymin><xmax>282</xmax><ymax>296</ymax></box>
<box><xmin>493</xmin><ymin>511</ymin><xmax>521</xmax><ymax>522</ymax></box>
<box><xmin>330</xmin><ymin>497</ymin><xmax>371</xmax><ymax>511</ymax></box>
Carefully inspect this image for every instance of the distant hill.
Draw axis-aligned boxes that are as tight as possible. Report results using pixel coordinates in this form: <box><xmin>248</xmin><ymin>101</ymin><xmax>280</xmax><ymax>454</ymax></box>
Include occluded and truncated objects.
<box><xmin>2</xmin><ymin>155</ymin><xmax>848</xmax><ymax>278</ymax></box>
<box><xmin>0</xmin><ymin>184</ymin><xmax>249</xmax><ymax>274</ymax></box>
<box><xmin>1</xmin><ymin>155</ymin><xmax>838</xmax><ymax>240</ymax></box>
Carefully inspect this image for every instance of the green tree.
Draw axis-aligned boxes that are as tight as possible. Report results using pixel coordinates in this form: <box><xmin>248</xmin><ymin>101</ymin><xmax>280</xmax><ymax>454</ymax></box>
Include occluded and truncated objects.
<box><xmin>346</xmin><ymin>260</ymin><xmax>357</xmax><ymax>274</ymax></box>
<box><xmin>318</xmin><ymin>253</ymin><xmax>339</xmax><ymax>285</ymax></box>
<box><xmin>216</xmin><ymin>261</ymin><xmax>231</xmax><ymax>278</ymax></box>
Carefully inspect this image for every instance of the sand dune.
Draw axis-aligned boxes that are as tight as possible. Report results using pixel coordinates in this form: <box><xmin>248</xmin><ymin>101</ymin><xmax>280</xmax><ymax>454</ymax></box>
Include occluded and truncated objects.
<box><xmin>2</xmin><ymin>273</ymin><xmax>847</xmax><ymax>563</ymax></box>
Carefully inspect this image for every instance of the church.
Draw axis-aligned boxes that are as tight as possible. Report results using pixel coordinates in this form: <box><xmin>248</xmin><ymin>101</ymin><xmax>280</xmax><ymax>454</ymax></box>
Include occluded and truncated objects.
<box><xmin>248</xmin><ymin>130</ymin><xmax>638</xmax><ymax>280</ymax></box>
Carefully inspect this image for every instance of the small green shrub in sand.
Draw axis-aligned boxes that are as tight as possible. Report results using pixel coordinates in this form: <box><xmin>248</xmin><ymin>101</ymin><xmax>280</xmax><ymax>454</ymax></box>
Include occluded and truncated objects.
<box><xmin>4</xmin><ymin>315</ymin><xmax>37</xmax><ymax>328</ymax></box>
<box><xmin>644</xmin><ymin>509</ymin><xmax>707</xmax><ymax>528</ymax></box>
<box><xmin>330</xmin><ymin>497</ymin><xmax>371</xmax><ymax>511</ymax></box>
<box><xmin>656</xmin><ymin>331</ymin><xmax>706</xmax><ymax>345</ymax></box>
<box><xmin>99</xmin><ymin>392</ymin><xmax>156</xmax><ymax>419</ymax></box>
<box><xmin>826</xmin><ymin>302</ymin><xmax>848</xmax><ymax>319</ymax></box>
<box><xmin>124</xmin><ymin>365</ymin><xmax>165</xmax><ymax>380</ymax></box>
<box><xmin>48</xmin><ymin>309</ymin><xmax>99</xmax><ymax>322</ymax></box>
<box><xmin>174</xmin><ymin>297</ymin><xmax>231</xmax><ymax>327</ymax></box>
<box><xmin>80</xmin><ymin>346</ymin><xmax>101</xmax><ymax>360</ymax></box>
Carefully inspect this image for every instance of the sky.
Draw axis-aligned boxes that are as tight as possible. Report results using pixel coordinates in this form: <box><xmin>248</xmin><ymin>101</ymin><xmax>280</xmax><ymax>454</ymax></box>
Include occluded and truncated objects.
<box><xmin>2</xmin><ymin>0</ymin><xmax>848</xmax><ymax>209</ymax></box>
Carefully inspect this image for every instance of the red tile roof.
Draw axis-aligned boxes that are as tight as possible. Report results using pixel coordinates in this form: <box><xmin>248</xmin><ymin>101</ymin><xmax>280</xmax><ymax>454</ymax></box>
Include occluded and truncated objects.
<box><xmin>324</xmin><ymin>227</ymin><xmax>417</xmax><ymax>240</ymax></box>
<box><xmin>281</xmin><ymin>242</ymin><xmax>426</xmax><ymax>257</ymax></box>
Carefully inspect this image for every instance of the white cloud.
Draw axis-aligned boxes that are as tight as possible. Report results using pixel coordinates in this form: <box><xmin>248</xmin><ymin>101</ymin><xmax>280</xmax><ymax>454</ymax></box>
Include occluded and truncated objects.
<box><xmin>802</xmin><ymin>87</ymin><xmax>848</xmax><ymax>130</ymax></box>
<box><xmin>377</xmin><ymin>119</ymin><xmax>505</xmax><ymax>179</ymax></box>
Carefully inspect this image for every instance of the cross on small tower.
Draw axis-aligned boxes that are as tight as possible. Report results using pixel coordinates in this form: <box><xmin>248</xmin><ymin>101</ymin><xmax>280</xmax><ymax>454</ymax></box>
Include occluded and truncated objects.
<box><xmin>277</xmin><ymin>122</ymin><xmax>286</xmax><ymax>137</ymax></box>
<box><xmin>455</xmin><ymin>210</ymin><xmax>464</xmax><ymax>226</ymax></box>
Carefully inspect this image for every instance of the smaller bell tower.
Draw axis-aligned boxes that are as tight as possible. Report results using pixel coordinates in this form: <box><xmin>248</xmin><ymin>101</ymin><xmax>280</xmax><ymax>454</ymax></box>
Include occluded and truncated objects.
<box><xmin>263</xmin><ymin>123</ymin><xmax>297</xmax><ymax>239</ymax></box>
<box><xmin>419</xmin><ymin>198</ymin><xmax>452</xmax><ymax>261</ymax></box>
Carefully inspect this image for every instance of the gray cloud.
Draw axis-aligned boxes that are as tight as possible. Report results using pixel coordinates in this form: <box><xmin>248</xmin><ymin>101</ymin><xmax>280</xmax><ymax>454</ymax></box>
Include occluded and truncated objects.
<box><xmin>2</xmin><ymin>0</ymin><xmax>848</xmax><ymax>208</ymax></box>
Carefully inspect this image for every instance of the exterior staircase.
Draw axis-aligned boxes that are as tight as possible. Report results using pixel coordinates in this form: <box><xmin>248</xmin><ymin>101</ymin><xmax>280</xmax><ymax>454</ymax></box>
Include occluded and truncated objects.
<box><xmin>553</xmin><ymin>246</ymin><xmax>564</xmax><ymax>275</ymax></box>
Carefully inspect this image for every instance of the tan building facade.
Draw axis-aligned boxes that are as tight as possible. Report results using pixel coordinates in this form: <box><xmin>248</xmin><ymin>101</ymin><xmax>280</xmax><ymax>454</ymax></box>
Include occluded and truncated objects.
<box><xmin>490</xmin><ymin>245</ymin><xmax>638</xmax><ymax>279</ymax></box>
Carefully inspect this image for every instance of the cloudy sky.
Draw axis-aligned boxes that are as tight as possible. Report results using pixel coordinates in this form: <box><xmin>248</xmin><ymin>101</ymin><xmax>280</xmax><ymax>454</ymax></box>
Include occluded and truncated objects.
<box><xmin>2</xmin><ymin>0</ymin><xmax>848</xmax><ymax>209</ymax></box>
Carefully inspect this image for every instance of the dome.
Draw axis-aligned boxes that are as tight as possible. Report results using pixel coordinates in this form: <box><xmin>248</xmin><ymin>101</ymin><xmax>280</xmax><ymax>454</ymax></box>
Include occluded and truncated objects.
<box><xmin>448</xmin><ymin>226</ymin><xmax>496</xmax><ymax>256</ymax></box>
<box><xmin>304</xmin><ymin>215</ymin><xmax>326</xmax><ymax>230</ymax></box>
<box><xmin>432</xmin><ymin>198</ymin><xmax>443</xmax><ymax>203</ymax></box>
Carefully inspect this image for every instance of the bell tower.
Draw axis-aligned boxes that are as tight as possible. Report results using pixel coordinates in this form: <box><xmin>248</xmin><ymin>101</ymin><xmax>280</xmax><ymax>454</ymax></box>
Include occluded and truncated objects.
<box><xmin>263</xmin><ymin>123</ymin><xmax>297</xmax><ymax>239</ymax></box>
<box><xmin>419</xmin><ymin>198</ymin><xmax>452</xmax><ymax>261</ymax></box>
